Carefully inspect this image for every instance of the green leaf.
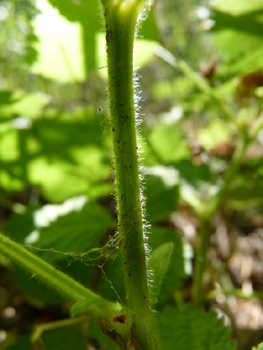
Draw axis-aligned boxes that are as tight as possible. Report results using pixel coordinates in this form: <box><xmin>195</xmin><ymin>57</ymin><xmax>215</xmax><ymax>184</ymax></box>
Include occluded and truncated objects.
<box><xmin>0</xmin><ymin>92</ymin><xmax>49</xmax><ymax>119</ymax></box>
<box><xmin>42</xmin><ymin>326</ymin><xmax>87</xmax><ymax>350</ymax></box>
<box><xmin>0</xmin><ymin>90</ymin><xmax>14</xmax><ymax>105</ymax></box>
<box><xmin>175</xmin><ymin>160</ymin><xmax>210</xmax><ymax>187</ymax></box>
<box><xmin>146</xmin><ymin>123</ymin><xmax>190</xmax><ymax>164</ymax></box>
<box><xmin>252</xmin><ymin>341</ymin><xmax>263</xmax><ymax>350</ymax></box>
<box><xmin>5</xmin><ymin>197</ymin><xmax>114</xmax><ymax>259</ymax></box>
<box><xmin>144</xmin><ymin>166</ymin><xmax>179</xmax><ymax>223</ymax></box>
<box><xmin>4</xmin><ymin>197</ymin><xmax>114</xmax><ymax>303</ymax></box>
<box><xmin>155</xmin><ymin>159</ymin><xmax>210</xmax><ymax>213</ymax></box>
<box><xmin>97</xmin><ymin>252</ymin><xmax>126</xmax><ymax>303</ymax></box>
<box><xmin>198</xmin><ymin>119</ymin><xmax>233</xmax><ymax>151</ymax></box>
<box><xmin>48</xmin><ymin>0</ymin><xmax>100</xmax><ymax>76</ymax></box>
<box><xmin>7</xmin><ymin>335</ymin><xmax>34</xmax><ymax>350</ymax></box>
<box><xmin>0</xmin><ymin>107</ymin><xmax>112</xmax><ymax>200</ymax></box>
<box><xmin>226</xmin><ymin>160</ymin><xmax>263</xmax><ymax>209</ymax></box>
<box><xmin>11</xmin><ymin>264</ymin><xmax>64</xmax><ymax>304</ymax></box>
<box><xmin>150</xmin><ymin>227</ymin><xmax>185</xmax><ymax>301</ymax></box>
<box><xmin>139</xmin><ymin>8</ymin><xmax>159</xmax><ymax>41</ymax></box>
<box><xmin>158</xmin><ymin>304</ymin><xmax>237</xmax><ymax>350</ymax></box>
<box><xmin>31</xmin><ymin>4</ymin><xmax>85</xmax><ymax>81</ymax></box>
<box><xmin>48</xmin><ymin>0</ymin><xmax>99</xmax><ymax>25</ymax></box>
<box><xmin>32</xmin><ymin>0</ymin><xmax>159</xmax><ymax>81</ymax></box>
<box><xmin>150</xmin><ymin>242</ymin><xmax>174</xmax><ymax>305</ymax></box>
<box><xmin>6</xmin><ymin>326</ymin><xmax>93</xmax><ymax>350</ymax></box>
<box><xmin>212</xmin><ymin>0</ymin><xmax>263</xmax><ymax>16</ymax></box>
<box><xmin>212</xmin><ymin>9</ymin><xmax>263</xmax><ymax>75</ymax></box>
<box><xmin>29</xmin><ymin>149</ymin><xmax>112</xmax><ymax>203</ymax></box>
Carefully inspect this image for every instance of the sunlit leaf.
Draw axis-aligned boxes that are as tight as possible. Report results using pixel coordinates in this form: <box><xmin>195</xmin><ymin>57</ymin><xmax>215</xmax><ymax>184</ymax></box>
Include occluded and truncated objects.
<box><xmin>138</xmin><ymin>8</ymin><xmax>159</xmax><ymax>41</ymax></box>
<box><xmin>212</xmin><ymin>0</ymin><xmax>263</xmax><ymax>16</ymax></box>
<box><xmin>252</xmin><ymin>341</ymin><xmax>263</xmax><ymax>350</ymax></box>
<box><xmin>32</xmin><ymin>1</ymin><xmax>85</xmax><ymax>82</ymax></box>
<box><xmin>31</xmin><ymin>0</ymin><xmax>159</xmax><ymax>82</ymax></box>
<box><xmin>145</xmin><ymin>124</ymin><xmax>190</xmax><ymax>164</ymax></box>
<box><xmin>212</xmin><ymin>9</ymin><xmax>263</xmax><ymax>75</ymax></box>
<box><xmin>0</xmin><ymin>92</ymin><xmax>49</xmax><ymax>119</ymax></box>
<box><xmin>198</xmin><ymin>119</ymin><xmax>233</xmax><ymax>151</ymax></box>
<box><xmin>0</xmin><ymin>107</ymin><xmax>112</xmax><ymax>200</ymax></box>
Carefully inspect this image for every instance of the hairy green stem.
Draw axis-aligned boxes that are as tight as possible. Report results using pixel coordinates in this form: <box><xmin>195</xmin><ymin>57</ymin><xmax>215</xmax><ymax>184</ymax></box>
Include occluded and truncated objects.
<box><xmin>103</xmin><ymin>1</ymin><xmax>159</xmax><ymax>349</ymax></box>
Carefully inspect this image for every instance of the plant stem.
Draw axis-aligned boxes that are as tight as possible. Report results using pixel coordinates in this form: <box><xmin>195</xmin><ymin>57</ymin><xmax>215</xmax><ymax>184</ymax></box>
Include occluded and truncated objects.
<box><xmin>103</xmin><ymin>2</ymin><xmax>159</xmax><ymax>349</ymax></box>
<box><xmin>0</xmin><ymin>232</ymin><xmax>118</xmax><ymax>318</ymax></box>
<box><xmin>192</xmin><ymin>217</ymin><xmax>210</xmax><ymax>305</ymax></box>
<box><xmin>31</xmin><ymin>315</ymin><xmax>88</xmax><ymax>350</ymax></box>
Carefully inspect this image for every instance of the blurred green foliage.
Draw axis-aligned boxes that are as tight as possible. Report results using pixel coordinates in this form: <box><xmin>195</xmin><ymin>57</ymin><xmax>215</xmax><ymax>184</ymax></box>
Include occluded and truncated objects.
<box><xmin>0</xmin><ymin>0</ymin><xmax>263</xmax><ymax>349</ymax></box>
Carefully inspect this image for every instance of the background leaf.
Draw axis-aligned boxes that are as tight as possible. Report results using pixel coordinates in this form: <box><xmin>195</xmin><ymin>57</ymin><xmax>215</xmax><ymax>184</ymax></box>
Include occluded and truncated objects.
<box><xmin>212</xmin><ymin>6</ymin><xmax>263</xmax><ymax>75</ymax></box>
<box><xmin>4</xmin><ymin>196</ymin><xmax>114</xmax><ymax>259</ymax></box>
<box><xmin>252</xmin><ymin>341</ymin><xmax>263</xmax><ymax>350</ymax></box>
<box><xmin>150</xmin><ymin>242</ymin><xmax>174</xmax><ymax>306</ymax></box>
<box><xmin>144</xmin><ymin>166</ymin><xmax>179</xmax><ymax>223</ymax></box>
<box><xmin>7</xmin><ymin>335</ymin><xmax>34</xmax><ymax>350</ymax></box>
<box><xmin>145</xmin><ymin>123</ymin><xmax>190</xmax><ymax>164</ymax></box>
<box><xmin>226</xmin><ymin>159</ymin><xmax>263</xmax><ymax>209</ymax></box>
<box><xmin>150</xmin><ymin>227</ymin><xmax>185</xmax><ymax>303</ymax></box>
<box><xmin>3</xmin><ymin>197</ymin><xmax>114</xmax><ymax>303</ymax></box>
<box><xmin>212</xmin><ymin>0</ymin><xmax>263</xmax><ymax>16</ymax></box>
<box><xmin>158</xmin><ymin>304</ymin><xmax>237</xmax><ymax>350</ymax></box>
<box><xmin>0</xmin><ymin>107</ymin><xmax>113</xmax><ymax>200</ymax></box>
<box><xmin>42</xmin><ymin>326</ymin><xmax>87</xmax><ymax>350</ymax></box>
